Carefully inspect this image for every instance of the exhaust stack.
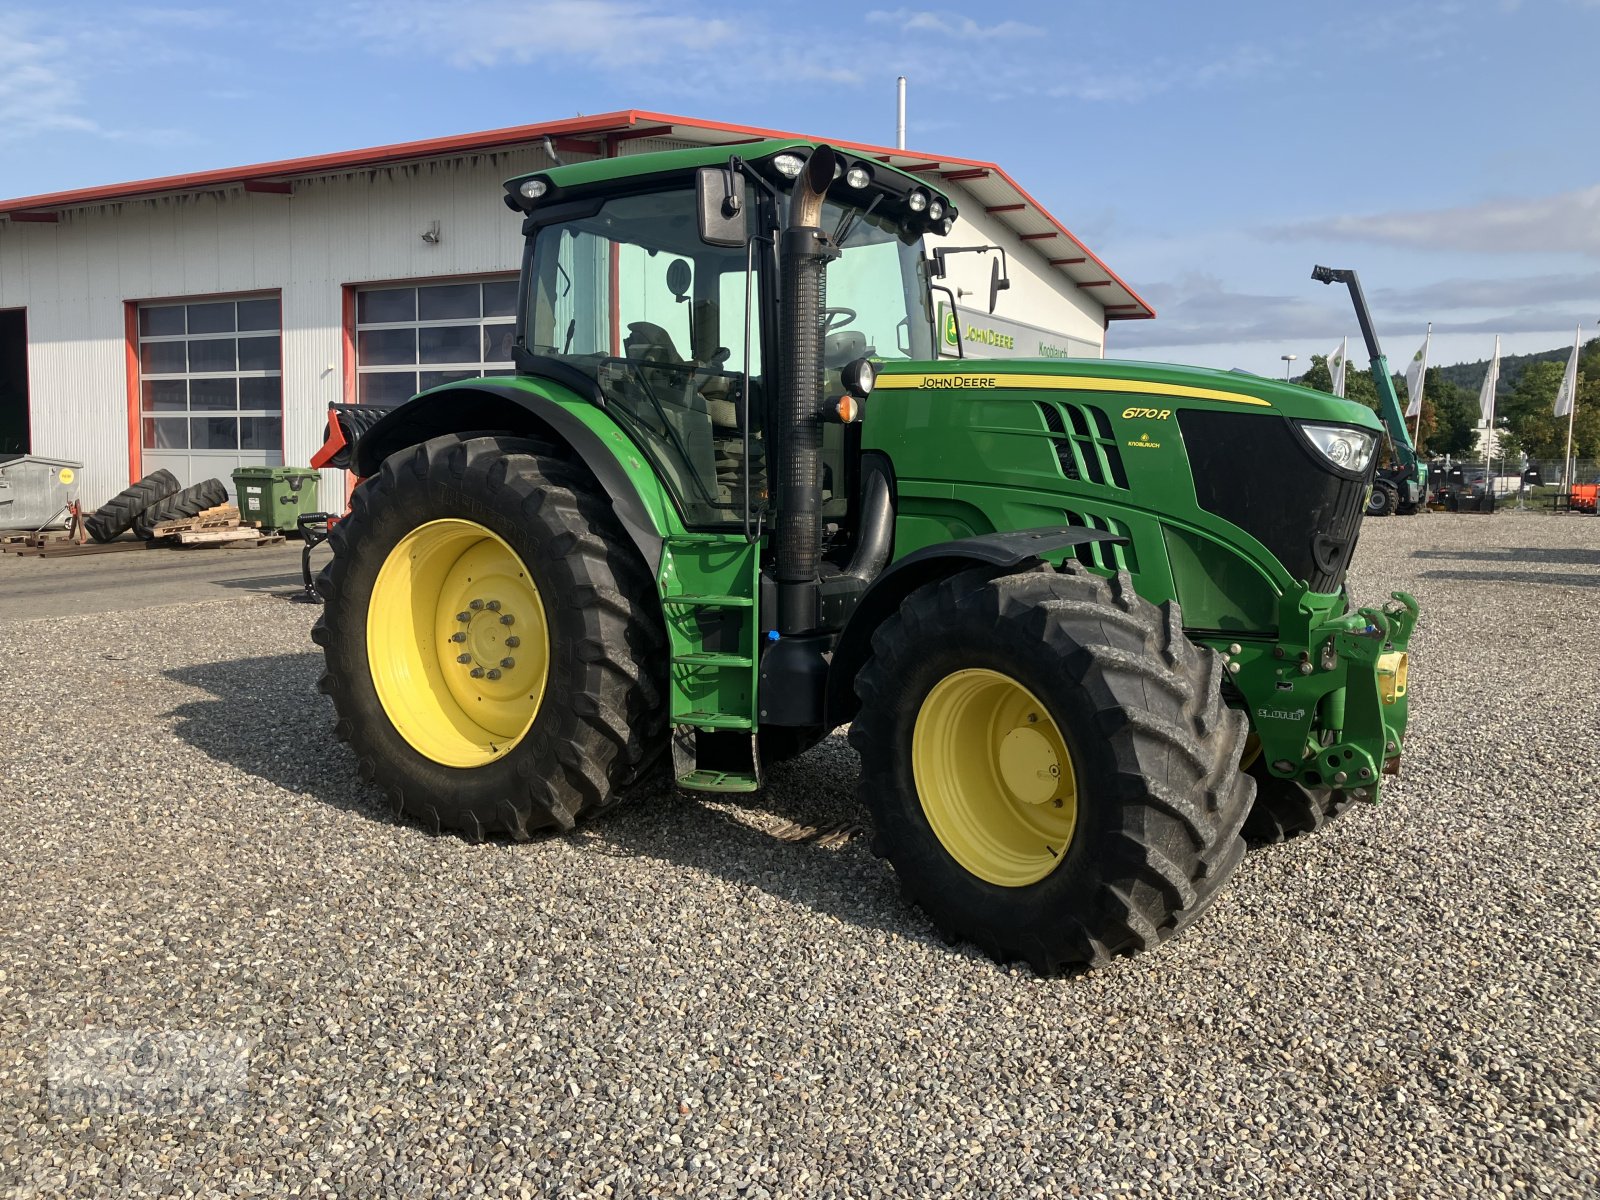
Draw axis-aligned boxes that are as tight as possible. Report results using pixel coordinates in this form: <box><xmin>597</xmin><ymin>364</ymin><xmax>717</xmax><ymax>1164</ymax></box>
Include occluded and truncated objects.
<box><xmin>774</xmin><ymin>145</ymin><xmax>839</xmax><ymax>636</ymax></box>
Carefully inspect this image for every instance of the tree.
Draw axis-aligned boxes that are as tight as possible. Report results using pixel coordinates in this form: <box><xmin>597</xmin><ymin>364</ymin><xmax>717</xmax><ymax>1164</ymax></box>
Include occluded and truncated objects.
<box><xmin>1424</xmin><ymin>372</ymin><xmax>1478</xmax><ymax>458</ymax></box>
<box><xmin>1297</xmin><ymin>354</ymin><xmax>1381</xmax><ymax>413</ymax></box>
<box><xmin>1499</xmin><ymin>360</ymin><xmax>1566</xmax><ymax>462</ymax></box>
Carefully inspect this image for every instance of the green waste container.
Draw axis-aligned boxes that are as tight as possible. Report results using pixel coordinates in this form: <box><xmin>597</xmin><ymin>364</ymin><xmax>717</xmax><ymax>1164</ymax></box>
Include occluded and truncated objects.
<box><xmin>232</xmin><ymin>467</ymin><xmax>321</xmax><ymax>532</ymax></box>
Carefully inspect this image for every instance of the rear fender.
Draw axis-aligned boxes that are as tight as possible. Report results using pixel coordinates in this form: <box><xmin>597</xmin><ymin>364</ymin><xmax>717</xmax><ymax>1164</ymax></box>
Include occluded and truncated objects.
<box><xmin>351</xmin><ymin>378</ymin><xmax>671</xmax><ymax>565</ymax></box>
<box><xmin>824</xmin><ymin>527</ymin><xmax>1127</xmax><ymax>727</ymax></box>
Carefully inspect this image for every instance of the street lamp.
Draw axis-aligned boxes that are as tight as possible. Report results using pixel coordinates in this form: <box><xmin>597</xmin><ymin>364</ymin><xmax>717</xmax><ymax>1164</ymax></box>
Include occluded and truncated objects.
<box><xmin>1281</xmin><ymin>354</ymin><xmax>1297</xmax><ymax>381</ymax></box>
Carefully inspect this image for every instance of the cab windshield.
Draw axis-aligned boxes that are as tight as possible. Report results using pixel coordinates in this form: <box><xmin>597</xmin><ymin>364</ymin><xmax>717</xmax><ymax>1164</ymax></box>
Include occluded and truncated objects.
<box><xmin>523</xmin><ymin>183</ymin><xmax>933</xmax><ymax>527</ymax></box>
<box><xmin>817</xmin><ymin>198</ymin><xmax>934</xmax><ymax>362</ymax></box>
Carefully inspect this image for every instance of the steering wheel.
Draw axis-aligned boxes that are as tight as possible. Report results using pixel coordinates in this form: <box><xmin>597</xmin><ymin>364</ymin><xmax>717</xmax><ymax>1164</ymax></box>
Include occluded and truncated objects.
<box><xmin>822</xmin><ymin>307</ymin><xmax>857</xmax><ymax>333</ymax></box>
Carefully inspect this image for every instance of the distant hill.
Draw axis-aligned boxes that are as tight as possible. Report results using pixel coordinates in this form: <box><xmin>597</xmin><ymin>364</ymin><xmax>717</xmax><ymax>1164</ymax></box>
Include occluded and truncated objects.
<box><xmin>1432</xmin><ymin>342</ymin><xmax>1586</xmax><ymax>397</ymax></box>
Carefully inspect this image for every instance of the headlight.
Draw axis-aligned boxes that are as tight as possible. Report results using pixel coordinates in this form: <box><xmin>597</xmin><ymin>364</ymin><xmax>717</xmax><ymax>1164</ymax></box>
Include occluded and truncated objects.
<box><xmin>519</xmin><ymin>178</ymin><xmax>549</xmax><ymax>200</ymax></box>
<box><xmin>907</xmin><ymin>191</ymin><xmax>929</xmax><ymax>212</ymax></box>
<box><xmin>927</xmin><ymin>199</ymin><xmax>944</xmax><ymax>220</ymax></box>
<box><xmin>1297</xmin><ymin>422</ymin><xmax>1377</xmax><ymax>474</ymax></box>
<box><xmin>841</xmin><ymin>356</ymin><xmax>876</xmax><ymax>399</ymax></box>
<box><xmin>772</xmin><ymin>153</ymin><xmax>805</xmax><ymax>179</ymax></box>
<box><xmin>846</xmin><ymin>164</ymin><xmax>871</xmax><ymax>189</ymax></box>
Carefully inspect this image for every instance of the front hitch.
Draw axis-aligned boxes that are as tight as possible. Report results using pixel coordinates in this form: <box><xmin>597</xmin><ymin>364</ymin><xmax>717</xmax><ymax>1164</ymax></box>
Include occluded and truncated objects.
<box><xmin>1222</xmin><ymin>590</ymin><xmax>1418</xmax><ymax>801</ymax></box>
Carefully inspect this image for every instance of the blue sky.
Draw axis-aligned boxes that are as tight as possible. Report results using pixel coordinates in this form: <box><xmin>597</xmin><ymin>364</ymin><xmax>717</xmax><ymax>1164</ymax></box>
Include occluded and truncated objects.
<box><xmin>2</xmin><ymin>0</ymin><xmax>1597</xmax><ymax>376</ymax></box>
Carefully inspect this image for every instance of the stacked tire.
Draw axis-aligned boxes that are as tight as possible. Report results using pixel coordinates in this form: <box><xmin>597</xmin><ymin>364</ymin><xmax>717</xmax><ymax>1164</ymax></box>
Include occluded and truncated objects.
<box><xmin>84</xmin><ymin>471</ymin><xmax>230</xmax><ymax>542</ymax></box>
<box><xmin>131</xmin><ymin>479</ymin><xmax>230</xmax><ymax>539</ymax></box>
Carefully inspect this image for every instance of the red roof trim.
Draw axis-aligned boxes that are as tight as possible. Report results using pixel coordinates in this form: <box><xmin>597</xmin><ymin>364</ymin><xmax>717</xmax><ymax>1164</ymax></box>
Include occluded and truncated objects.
<box><xmin>9</xmin><ymin>211</ymin><xmax>58</xmax><ymax>223</ymax></box>
<box><xmin>0</xmin><ymin>106</ymin><xmax>1154</xmax><ymax>320</ymax></box>
<box><xmin>1019</xmin><ymin>231</ymin><xmax>1058</xmax><ymax>241</ymax></box>
<box><xmin>0</xmin><ymin>109</ymin><xmax>643</xmax><ymax>216</ymax></box>
<box><xmin>984</xmin><ymin>203</ymin><xmax>1026</xmax><ymax>215</ymax></box>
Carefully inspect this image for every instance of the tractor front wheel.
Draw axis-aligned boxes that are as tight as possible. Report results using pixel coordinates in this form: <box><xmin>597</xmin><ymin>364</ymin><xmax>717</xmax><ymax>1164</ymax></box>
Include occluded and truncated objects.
<box><xmin>312</xmin><ymin>435</ymin><xmax>667</xmax><ymax>839</ymax></box>
<box><xmin>849</xmin><ymin>564</ymin><xmax>1253</xmax><ymax>974</ymax></box>
<box><xmin>1366</xmin><ymin>481</ymin><xmax>1398</xmax><ymax>517</ymax></box>
<box><xmin>1241</xmin><ymin>758</ymin><xmax>1356</xmax><ymax>844</ymax></box>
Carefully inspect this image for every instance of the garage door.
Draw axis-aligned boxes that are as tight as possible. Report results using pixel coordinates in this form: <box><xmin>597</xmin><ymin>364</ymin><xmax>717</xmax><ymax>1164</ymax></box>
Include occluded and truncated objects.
<box><xmin>354</xmin><ymin>278</ymin><xmax>517</xmax><ymax>405</ymax></box>
<box><xmin>137</xmin><ymin>295</ymin><xmax>282</xmax><ymax>495</ymax></box>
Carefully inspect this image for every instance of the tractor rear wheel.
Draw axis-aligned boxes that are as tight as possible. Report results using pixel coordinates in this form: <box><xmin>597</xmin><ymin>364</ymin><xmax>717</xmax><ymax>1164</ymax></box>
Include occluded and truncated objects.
<box><xmin>849</xmin><ymin>564</ymin><xmax>1253</xmax><ymax>974</ymax></box>
<box><xmin>312</xmin><ymin>434</ymin><xmax>667</xmax><ymax>839</ymax></box>
<box><xmin>1241</xmin><ymin>759</ymin><xmax>1356</xmax><ymax>844</ymax></box>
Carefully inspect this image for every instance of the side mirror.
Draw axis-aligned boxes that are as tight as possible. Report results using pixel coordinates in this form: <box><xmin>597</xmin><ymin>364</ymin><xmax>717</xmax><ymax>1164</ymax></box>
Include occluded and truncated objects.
<box><xmin>988</xmin><ymin>256</ymin><xmax>1011</xmax><ymax>315</ymax></box>
<box><xmin>696</xmin><ymin>166</ymin><xmax>747</xmax><ymax>247</ymax></box>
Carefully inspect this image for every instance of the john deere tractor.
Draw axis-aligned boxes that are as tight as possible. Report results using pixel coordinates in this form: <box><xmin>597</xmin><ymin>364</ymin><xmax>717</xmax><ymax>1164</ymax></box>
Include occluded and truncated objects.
<box><xmin>313</xmin><ymin>142</ymin><xmax>1416</xmax><ymax>973</ymax></box>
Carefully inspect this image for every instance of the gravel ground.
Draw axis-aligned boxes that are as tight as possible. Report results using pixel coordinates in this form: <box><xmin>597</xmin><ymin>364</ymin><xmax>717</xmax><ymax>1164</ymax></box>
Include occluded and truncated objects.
<box><xmin>2</xmin><ymin>512</ymin><xmax>1597</xmax><ymax>1199</ymax></box>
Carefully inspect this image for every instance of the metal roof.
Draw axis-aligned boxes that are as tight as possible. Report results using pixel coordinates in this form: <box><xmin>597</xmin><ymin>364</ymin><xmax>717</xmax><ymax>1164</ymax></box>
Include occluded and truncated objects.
<box><xmin>0</xmin><ymin>108</ymin><xmax>1153</xmax><ymax>320</ymax></box>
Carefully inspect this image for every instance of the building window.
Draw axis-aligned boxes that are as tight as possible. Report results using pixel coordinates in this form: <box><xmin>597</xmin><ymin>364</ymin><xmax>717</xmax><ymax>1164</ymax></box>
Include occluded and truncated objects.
<box><xmin>354</xmin><ymin>278</ymin><xmax>517</xmax><ymax>405</ymax></box>
<box><xmin>138</xmin><ymin>296</ymin><xmax>282</xmax><ymax>452</ymax></box>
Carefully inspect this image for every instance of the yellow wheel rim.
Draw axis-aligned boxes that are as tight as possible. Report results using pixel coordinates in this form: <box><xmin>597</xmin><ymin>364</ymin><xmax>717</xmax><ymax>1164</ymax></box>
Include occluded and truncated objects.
<box><xmin>367</xmin><ymin>519</ymin><xmax>549</xmax><ymax>768</ymax></box>
<box><xmin>911</xmin><ymin>668</ymin><xmax>1079</xmax><ymax>888</ymax></box>
<box><xmin>1240</xmin><ymin>733</ymin><xmax>1262</xmax><ymax>772</ymax></box>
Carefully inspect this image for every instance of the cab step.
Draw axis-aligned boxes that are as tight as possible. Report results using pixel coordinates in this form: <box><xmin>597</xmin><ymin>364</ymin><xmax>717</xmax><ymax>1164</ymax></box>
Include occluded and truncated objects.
<box><xmin>672</xmin><ymin>651</ymin><xmax>754</xmax><ymax>667</ymax></box>
<box><xmin>675</xmin><ymin>768</ymin><xmax>760</xmax><ymax>794</ymax></box>
<box><xmin>662</xmin><ymin>593</ymin><xmax>754</xmax><ymax>608</ymax></box>
<box><xmin>674</xmin><ymin>711</ymin><xmax>753</xmax><ymax>730</ymax></box>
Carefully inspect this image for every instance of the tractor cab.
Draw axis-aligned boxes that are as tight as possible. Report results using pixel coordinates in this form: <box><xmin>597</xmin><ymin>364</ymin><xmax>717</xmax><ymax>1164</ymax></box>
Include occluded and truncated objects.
<box><xmin>512</xmin><ymin>140</ymin><xmax>942</xmax><ymax>534</ymax></box>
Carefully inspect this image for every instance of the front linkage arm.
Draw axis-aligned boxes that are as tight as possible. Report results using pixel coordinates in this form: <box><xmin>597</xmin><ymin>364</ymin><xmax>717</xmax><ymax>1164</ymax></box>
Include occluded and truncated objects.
<box><xmin>1222</xmin><ymin>588</ymin><xmax>1419</xmax><ymax>801</ymax></box>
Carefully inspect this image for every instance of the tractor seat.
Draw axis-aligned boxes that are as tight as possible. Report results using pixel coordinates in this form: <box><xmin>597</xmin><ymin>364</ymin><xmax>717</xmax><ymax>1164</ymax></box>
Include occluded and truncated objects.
<box><xmin>825</xmin><ymin>331</ymin><xmax>872</xmax><ymax>369</ymax></box>
<box><xmin>625</xmin><ymin>321</ymin><xmax>686</xmax><ymax>365</ymax></box>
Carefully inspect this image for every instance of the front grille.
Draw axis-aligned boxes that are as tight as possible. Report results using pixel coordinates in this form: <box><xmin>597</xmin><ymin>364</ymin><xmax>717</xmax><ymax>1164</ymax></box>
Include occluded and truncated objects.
<box><xmin>1179</xmin><ymin>410</ymin><xmax>1368</xmax><ymax>592</ymax></box>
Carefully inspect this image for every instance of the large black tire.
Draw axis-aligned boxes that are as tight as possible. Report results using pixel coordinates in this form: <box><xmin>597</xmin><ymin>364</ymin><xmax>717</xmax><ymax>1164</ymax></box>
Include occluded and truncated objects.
<box><xmin>311</xmin><ymin>435</ymin><xmax>668</xmax><ymax>839</ymax></box>
<box><xmin>1241</xmin><ymin>759</ymin><xmax>1356</xmax><ymax>845</ymax></box>
<box><xmin>132</xmin><ymin>478</ymin><xmax>229</xmax><ymax>539</ymax></box>
<box><xmin>1365</xmin><ymin>480</ymin><xmax>1398</xmax><ymax>517</ymax></box>
<box><xmin>84</xmin><ymin>470</ymin><xmax>181</xmax><ymax>542</ymax></box>
<box><xmin>849</xmin><ymin>563</ymin><xmax>1254</xmax><ymax>974</ymax></box>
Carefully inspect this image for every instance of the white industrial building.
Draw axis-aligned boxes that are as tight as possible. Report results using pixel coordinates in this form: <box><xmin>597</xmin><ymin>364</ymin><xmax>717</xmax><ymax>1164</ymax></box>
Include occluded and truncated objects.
<box><xmin>0</xmin><ymin>109</ymin><xmax>1153</xmax><ymax>509</ymax></box>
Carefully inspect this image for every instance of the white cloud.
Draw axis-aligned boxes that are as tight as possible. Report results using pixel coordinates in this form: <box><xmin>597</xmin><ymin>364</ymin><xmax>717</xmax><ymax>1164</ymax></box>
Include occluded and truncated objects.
<box><xmin>1109</xmin><ymin>272</ymin><xmax>1347</xmax><ymax>349</ymax></box>
<box><xmin>864</xmin><ymin>9</ymin><xmax>1042</xmax><ymax>39</ymax></box>
<box><xmin>1273</xmin><ymin>186</ymin><xmax>1600</xmax><ymax>257</ymax></box>
<box><xmin>1372</xmin><ymin>271</ymin><xmax>1600</xmax><ymax>312</ymax></box>
<box><xmin>0</xmin><ymin>18</ymin><xmax>102</xmax><ymax>141</ymax></box>
<box><xmin>343</xmin><ymin>0</ymin><xmax>740</xmax><ymax>69</ymax></box>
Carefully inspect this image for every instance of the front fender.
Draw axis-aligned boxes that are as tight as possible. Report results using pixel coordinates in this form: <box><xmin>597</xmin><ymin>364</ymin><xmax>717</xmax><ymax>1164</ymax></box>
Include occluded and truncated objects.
<box><xmin>823</xmin><ymin>526</ymin><xmax>1127</xmax><ymax>727</ymax></box>
<box><xmin>351</xmin><ymin>377</ymin><xmax>676</xmax><ymax>565</ymax></box>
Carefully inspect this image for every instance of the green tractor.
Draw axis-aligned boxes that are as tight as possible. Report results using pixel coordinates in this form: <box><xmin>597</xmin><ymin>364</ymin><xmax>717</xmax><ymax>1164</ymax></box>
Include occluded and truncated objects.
<box><xmin>313</xmin><ymin>142</ymin><xmax>1416</xmax><ymax>973</ymax></box>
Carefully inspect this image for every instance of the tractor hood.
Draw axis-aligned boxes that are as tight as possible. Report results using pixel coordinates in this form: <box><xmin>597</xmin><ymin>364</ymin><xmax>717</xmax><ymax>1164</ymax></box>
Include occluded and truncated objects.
<box><xmin>867</xmin><ymin>358</ymin><xmax>1383</xmax><ymax>615</ymax></box>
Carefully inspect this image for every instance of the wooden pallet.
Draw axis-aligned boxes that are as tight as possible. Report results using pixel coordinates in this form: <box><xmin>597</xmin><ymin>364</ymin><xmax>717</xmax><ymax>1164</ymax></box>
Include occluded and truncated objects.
<box><xmin>172</xmin><ymin>527</ymin><xmax>286</xmax><ymax>548</ymax></box>
<box><xmin>1</xmin><ymin>530</ymin><xmax>79</xmax><ymax>553</ymax></box>
<box><xmin>148</xmin><ymin>504</ymin><xmax>241</xmax><ymax>538</ymax></box>
<box><xmin>10</xmin><ymin>539</ymin><xmax>154</xmax><ymax>559</ymax></box>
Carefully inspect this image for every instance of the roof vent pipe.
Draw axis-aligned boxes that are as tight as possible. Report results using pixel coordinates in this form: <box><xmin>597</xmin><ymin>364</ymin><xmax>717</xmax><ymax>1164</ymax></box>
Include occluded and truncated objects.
<box><xmin>896</xmin><ymin>77</ymin><xmax>906</xmax><ymax>149</ymax></box>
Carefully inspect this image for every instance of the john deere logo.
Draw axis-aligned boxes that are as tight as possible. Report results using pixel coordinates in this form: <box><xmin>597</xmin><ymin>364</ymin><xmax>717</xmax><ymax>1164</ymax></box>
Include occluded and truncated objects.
<box><xmin>942</xmin><ymin>310</ymin><xmax>959</xmax><ymax>348</ymax></box>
